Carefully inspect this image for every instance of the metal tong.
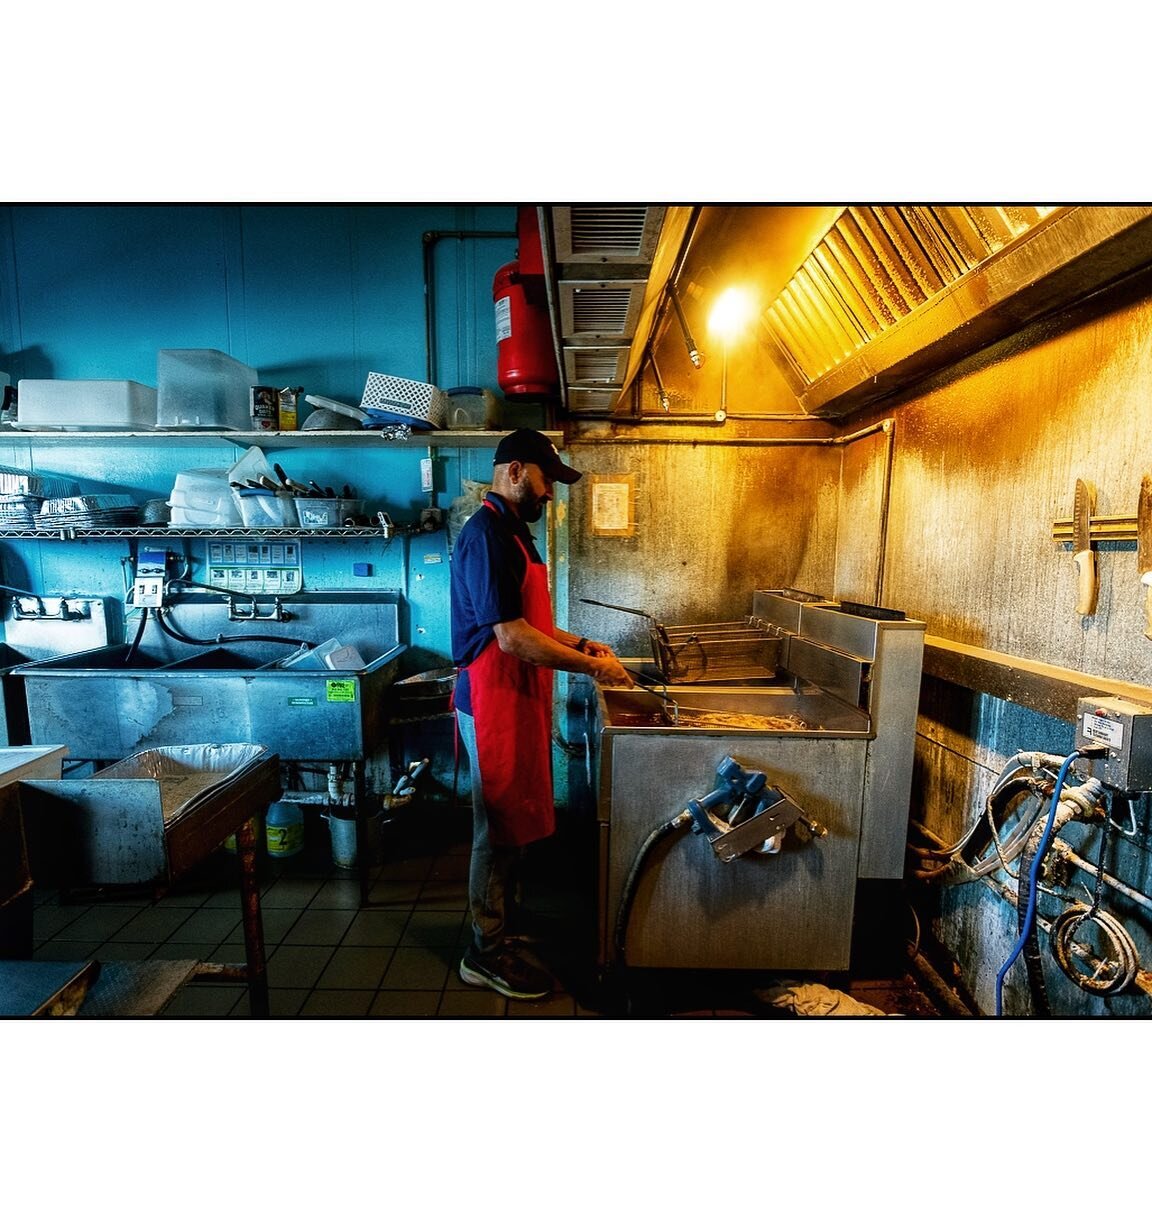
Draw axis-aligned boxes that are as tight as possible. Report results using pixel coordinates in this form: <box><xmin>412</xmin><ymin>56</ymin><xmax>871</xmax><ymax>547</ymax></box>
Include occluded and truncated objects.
<box><xmin>623</xmin><ymin>666</ymin><xmax>682</xmax><ymax>724</ymax></box>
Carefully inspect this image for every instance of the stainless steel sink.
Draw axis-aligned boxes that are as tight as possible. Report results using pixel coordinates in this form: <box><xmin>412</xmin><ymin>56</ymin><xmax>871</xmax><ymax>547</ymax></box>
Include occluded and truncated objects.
<box><xmin>12</xmin><ymin>593</ymin><xmax>405</xmax><ymax>764</ymax></box>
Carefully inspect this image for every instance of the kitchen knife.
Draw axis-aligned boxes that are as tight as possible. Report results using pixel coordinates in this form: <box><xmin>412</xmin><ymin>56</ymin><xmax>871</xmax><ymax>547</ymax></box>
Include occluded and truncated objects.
<box><xmin>1073</xmin><ymin>478</ymin><xmax>1097</xmax><ymax>616</ymax></box>
<box><xmin>1138</xmin><ymin>474</ymin><xmax>1152</xmax><ymax>638</ymax></box>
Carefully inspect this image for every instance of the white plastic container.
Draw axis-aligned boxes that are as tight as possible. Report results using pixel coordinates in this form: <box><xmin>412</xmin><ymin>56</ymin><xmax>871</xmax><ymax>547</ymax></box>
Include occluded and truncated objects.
<box><xmin>169</xmin><ymin>502</ymin><xmax>242</xmax><ymax>527</ymax></box>
<box><xmin>279</xmin><ymin>637</ymin><xmax>367</xmax><ymax>672</ymax></box>
<box><xmin>170</xmin><ymin>468</ymin><xmax>231</xmax><ymax>510</ymax></box>
<box><xmin>235</xmin><ymin>489</ymin><xmax>298</xmax><ymax>528</ymax></box>
<box><xmin>168</xmin><ymin>468</ymin><xmax>240</xmax><ymax>526</ymax></box>
<box><xmin>156</xmin><ymin>349</ymin><xmax>258</xmax><ymax>430</ymax></box>
<box><xmin>318</xmin><ymin>641</ymin><xmax>366</xmax><ymax>670</ymax></box>
<box><xmin>15</xmin><ymin>379</ymin><xmax>157</xmax><ymax>431</ymax></box>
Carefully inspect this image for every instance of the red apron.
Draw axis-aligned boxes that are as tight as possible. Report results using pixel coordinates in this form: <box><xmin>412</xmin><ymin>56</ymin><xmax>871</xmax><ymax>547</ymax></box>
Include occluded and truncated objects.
<box><xmin>461</xmin><ymin>508</ymin><xmax>556</xmax><ymax>847</ymax></box>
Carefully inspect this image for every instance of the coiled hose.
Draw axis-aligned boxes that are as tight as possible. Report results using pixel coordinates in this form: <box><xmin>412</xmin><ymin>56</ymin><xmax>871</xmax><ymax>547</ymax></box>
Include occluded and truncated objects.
<box><xmin>911</xmin><ymin>752</ymin><xmax>1062</xmax><ymax>884</ymax></box>
<box><xmin>1050</xmin><ymin>806</ymin><xmax>1139</xmax><ymax>994</ymax></box>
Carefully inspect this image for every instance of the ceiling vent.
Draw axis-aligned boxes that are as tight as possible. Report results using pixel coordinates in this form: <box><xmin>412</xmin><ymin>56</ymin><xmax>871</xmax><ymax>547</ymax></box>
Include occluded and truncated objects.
<box><xmin>552</xmin><ymin>206</ymin><xmax>665</xmax><ymax>265</ymax></box>
<box><xmin>558</xmin><ymin>280</ymin><xmax>646</xmax><ymax>340</ymax></box>
<box><xmin>566</xmin><ymin>387</ymin><xmax>620</xmax><ymax>415</ymax></box>
<box><xmin>564</xmin><ymin>346</ymin><xmax>631</xmax><ymax>385</ymax></box>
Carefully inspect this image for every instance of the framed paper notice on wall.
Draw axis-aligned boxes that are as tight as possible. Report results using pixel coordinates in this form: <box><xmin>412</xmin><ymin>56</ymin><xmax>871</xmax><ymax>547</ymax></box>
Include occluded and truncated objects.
<box><xmin>590</xmin><ymin>474</ymin><xmax>636</xmax><ymax>537</ymax></box>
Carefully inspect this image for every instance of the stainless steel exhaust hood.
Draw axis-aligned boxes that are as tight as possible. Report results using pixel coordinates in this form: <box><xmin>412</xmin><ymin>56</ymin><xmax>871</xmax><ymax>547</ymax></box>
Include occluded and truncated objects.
<box><xmin>541</xmin><ymin>204</ymin><xmax>1152</xmax><ymax>421</ymax></box>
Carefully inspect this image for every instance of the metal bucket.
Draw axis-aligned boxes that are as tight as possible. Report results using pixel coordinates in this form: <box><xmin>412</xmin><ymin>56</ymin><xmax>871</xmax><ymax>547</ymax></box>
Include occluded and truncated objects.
<box><xmin>324</xmin><ymin>810</ymin><xmax>380</xmax><ymax>868</ymax></box>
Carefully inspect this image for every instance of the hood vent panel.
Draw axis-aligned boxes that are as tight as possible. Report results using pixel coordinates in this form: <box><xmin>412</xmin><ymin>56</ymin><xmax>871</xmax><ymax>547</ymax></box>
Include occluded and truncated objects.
<box><xmin>553</xmin><ymin>206</ymin><xmax>665</xmax><ymax>265</ymax></box>
<box><xmin>559</xmin><ymin>280</ymin><xmax>646</xmax><ymax>340</ymax></box>
<box><xmin>564</xmin><ymin>346</ymin><xmax>631</xmax><ymax>385</ymax></box>
<box><xmin>764</xmin><ymin>206</ymin><xmax>1058</xmax><ymax>386</ymax></box>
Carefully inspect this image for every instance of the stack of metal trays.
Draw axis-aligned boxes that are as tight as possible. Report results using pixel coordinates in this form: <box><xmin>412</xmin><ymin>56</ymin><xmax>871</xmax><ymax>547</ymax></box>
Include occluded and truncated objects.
<box><xmin>0</xmin><ymin>495</ymin><xmax>44</xmax><ymax>529</ymax></box>
<box><xmin>0</xmin><ymin>467</ymin><xmax>82</xmax><ymax>529</ymax></box>
<box><xmin>35</xmin><ymin>494</ymin><xmax>140</xmax><ymax>529</ymax></box>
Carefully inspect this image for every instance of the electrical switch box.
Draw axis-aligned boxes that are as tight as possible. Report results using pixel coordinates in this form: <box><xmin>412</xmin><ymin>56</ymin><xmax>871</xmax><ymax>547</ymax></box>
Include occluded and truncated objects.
<box><xmin>1076</xmin><ymin>695</ymin><xmax>1152</xmax><ymax>791</ymax></box>
<box><xmin>133</xmin><ymin>548</ymin><xmax>168</xmax><ymax>608</ymax></box>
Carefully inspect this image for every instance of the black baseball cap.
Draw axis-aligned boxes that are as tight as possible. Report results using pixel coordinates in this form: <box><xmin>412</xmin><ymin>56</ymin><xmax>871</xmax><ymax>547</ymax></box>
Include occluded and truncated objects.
<box><xmin>492</xmin><ymin>429</ymin><xmax>582</xmax><ymax>484</ymax></box>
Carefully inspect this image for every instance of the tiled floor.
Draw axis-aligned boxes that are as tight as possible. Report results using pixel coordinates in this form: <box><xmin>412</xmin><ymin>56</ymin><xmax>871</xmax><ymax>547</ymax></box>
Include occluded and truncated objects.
<box><xmin>26</xmin><ymin>805</ymin><xmax>939</xmax><ymax>1018</ymax></box>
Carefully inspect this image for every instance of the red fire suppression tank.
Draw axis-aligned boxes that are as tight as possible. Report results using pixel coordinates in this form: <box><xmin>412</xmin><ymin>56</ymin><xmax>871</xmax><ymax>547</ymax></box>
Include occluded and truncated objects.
<box><xmin>493</xmin><ymin>260</ymin><xmax>559</xmax><ymax>398</ymax></box>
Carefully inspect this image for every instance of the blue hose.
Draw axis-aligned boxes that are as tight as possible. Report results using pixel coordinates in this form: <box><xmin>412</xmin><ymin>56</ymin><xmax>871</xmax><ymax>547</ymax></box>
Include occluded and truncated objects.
<box><xmin>994</xmin><ymin>751</ymin><xmax>1082</xmax><ymax>1016</ymax></box>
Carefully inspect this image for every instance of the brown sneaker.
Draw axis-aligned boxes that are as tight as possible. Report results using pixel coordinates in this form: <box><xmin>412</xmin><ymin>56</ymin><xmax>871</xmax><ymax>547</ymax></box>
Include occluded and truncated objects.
<box><xmin>459</xmin><ymin>947</ymin><xmax>552</xmax><ymax>1000</ymax></box>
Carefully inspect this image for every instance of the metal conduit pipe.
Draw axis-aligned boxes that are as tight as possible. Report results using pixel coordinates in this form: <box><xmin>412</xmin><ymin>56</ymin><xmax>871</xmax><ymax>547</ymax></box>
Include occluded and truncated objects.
<box><xmin>571</xmin><ymin>419</ymin><xmax>892</xmax><ymax>447</ymax></box>
<box><xmin>723</xmin><ymin>412</ymin><xmax>846</xmax><ymax>422</ymax></box>
<box><xmin>1050</xmin><ymin>840</ymin><xmax>1152</xmax><ymax>914</ymax></box>
<box><xmin>422</xmin><ymin>228</ymin><xmax>517</xmax><ymax>386</ymax></box>
<box><xmin>907</xmin><ymin>950</ymin><xmax>978</xmax><ymax>1017</ymax></box>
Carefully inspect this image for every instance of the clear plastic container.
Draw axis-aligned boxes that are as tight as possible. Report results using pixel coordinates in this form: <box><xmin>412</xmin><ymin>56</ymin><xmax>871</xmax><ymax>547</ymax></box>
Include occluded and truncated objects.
<box><xmin>295</xmin><ymin>498</ymin><xmax>364</xmax><ymax>528</ymax></box>
<box><xmin>445</xmin><ymin>386</ymin><xmax>502</xmax><ymax>431</ymax></box>
<box><xmin>156</xmin><ymin>349</ymin><xmax>259</xmax><ymax>430</ymax></box>
<box><xmin>236</xmin><ymin>489</ymin><xmax>298</xmax><ymax>528</ymax></box>
<box><xmin>278</xmin><ymin>637</ymin><xmax>366</xmax><ymax>671</ymax></box>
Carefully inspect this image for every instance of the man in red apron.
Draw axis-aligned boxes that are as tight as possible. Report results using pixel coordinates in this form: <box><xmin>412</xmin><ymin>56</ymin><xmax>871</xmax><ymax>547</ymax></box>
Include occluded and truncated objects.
<box><xmin>450</xmin><ymin>429</ymin><xmax>632</xmax><ymax>1000</ymax></box>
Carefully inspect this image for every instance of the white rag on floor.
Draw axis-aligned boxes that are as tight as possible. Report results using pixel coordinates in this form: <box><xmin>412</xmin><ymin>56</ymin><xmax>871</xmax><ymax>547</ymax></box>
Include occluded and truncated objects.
<box><xmin>754</xmin><ymin>980</ymin><xmax>890</xmax><ymax>1016</ymax></box>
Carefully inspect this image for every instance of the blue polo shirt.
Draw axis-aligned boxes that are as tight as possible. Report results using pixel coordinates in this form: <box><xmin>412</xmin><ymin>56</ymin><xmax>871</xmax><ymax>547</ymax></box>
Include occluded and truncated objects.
<box><xmin>450</xmin><ymin>492</ymin><xmax>546</xmax><ymax>716</ymax></box>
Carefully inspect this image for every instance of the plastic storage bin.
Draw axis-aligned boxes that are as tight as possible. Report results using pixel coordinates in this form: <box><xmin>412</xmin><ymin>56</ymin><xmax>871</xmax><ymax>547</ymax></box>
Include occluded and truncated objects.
<box><xmin>156</xmin><ymin>349</ymin><xmax>259</xmax><ymax>430</ymax></box>
<box><xmin>295</xmin><ymin>498</ymin><xmax>364</xmax><ymax>529</ymax></box>
<box><xmin>15</xmin><ymin>380</ymin><xmax>157</xmax><ymax>431</ymax></box>
<box><xmin>235</xmin><ymin>489</ymin><xmax>298</xmax><ymax>528</ymax></box>
<box><xmin>445</xmin><ymin>386</ymin><xmax>502</xmax><ymax>430</ymax></box>
<box><xmin>167</xmin><ymin>468</ymin><xmax>242</xmax><ymax>527</ymax></box>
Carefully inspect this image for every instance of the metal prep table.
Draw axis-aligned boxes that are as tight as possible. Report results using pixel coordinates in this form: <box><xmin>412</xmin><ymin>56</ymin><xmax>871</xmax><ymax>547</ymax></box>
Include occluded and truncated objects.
<box><xmin>11</xmin><ymin>744</ymin><xmax>282</xmax><ymax>1016</ymax></box>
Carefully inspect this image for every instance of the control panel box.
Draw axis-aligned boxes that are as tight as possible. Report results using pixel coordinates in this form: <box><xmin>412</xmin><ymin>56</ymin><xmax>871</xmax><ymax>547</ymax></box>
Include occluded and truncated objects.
<box><xmin>1076</xmin><ymin>695</ymin><xmax>1152</xmax><ymax>791</ymax></box>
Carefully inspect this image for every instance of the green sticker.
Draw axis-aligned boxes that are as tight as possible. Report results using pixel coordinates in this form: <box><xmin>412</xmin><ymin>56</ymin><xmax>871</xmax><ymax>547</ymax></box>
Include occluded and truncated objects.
<box><xmin>326</xmin><ymin>680</ymin><xmax>357</xmax><ymax>703</ymax></box>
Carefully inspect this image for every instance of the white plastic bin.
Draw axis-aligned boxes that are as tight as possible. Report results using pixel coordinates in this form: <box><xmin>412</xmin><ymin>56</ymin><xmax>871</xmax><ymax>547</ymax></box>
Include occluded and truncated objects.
<box><xmin>168</xmin><ymin>468</ymin><xmax>241</xmax><ymax>527</ymax></box>
<box><xmin>16</xmin><ymin>380</ymin><xmax>157</xmax><ymax>431</ymax></box>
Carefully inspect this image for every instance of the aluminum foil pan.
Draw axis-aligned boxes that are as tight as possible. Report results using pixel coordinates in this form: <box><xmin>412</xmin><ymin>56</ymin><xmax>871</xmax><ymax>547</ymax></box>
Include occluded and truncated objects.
<box><xmin>0</xmin><ymin>494</ymin><xmax>43</xmax><ymax>529</ymax></box>
<box><xmin>0</xmin><ymin>465</ymin><xmax>80</xmax><ymax>499</ymax></box>
<box><xmin>36</xmin><ymin>494</ymin><xmax>140</xmax><ymax>528</ymax></box>
<box><xmin>91</xmin><ymin>743</ymin><xmax>272</xmax><ymax>825</ymax></box>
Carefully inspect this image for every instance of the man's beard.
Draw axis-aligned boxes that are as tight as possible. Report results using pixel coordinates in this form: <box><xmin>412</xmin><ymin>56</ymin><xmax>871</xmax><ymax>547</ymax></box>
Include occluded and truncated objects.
<box><xmin>514</xmin><ymin>487</ymin><xmax>547</xmax><ymax>522</ymax></box>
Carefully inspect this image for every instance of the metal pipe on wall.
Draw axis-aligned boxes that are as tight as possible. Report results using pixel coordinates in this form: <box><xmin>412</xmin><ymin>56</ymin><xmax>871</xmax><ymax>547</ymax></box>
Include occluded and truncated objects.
<box><xmin>571</xmin><ymin>419</ymin><xmax>892</xmax><ymax>448</ymax></box>
<box><xmin>422</xmin><ymin>229</ymin><xmax>517</xmax><ymax>386</ymax></box>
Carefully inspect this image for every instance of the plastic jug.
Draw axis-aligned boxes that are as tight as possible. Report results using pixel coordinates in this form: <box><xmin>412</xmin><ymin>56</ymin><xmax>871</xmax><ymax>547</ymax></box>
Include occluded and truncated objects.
<box><xmin>265</xmin><ymin>802</ymin><xmax>304</xmax><ymax>857</ymax></box>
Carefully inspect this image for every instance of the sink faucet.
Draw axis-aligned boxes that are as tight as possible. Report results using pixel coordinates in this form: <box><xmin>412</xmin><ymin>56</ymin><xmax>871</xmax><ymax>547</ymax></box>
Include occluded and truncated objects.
<box><xmin>228</xmin><ymin>596</ymin><xmax>292</xmax><ymax>623</ymax></box>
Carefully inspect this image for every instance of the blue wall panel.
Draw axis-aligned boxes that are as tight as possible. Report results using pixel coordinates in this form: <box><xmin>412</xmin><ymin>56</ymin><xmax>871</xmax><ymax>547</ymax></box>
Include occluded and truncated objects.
<box><xmin>0</xmin><ymin>203</ymin><xmax>517</xmax><ymax>399</ymax></box>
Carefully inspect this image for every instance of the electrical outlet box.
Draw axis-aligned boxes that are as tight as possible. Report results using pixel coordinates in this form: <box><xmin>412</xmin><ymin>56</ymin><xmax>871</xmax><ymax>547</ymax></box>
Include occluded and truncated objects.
<box><xmin>1076</xmin><ymin>695</ymin><xmax>1152</xmax><ymax>791</ymax></box>
<box><xmin>133</xmin><ymin>548</ymin><xmax>168</xmax><ymax>609</ymax></box>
